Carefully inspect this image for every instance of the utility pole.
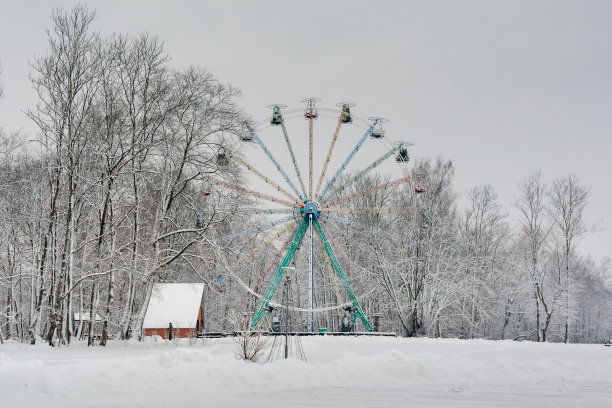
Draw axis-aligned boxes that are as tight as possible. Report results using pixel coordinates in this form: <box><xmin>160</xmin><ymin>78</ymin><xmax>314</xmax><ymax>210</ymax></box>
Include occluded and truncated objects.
<box><xmin>284</xmin><ymin>274</ymin><xmax>290</xmax><ymax>359</ymax></box>
<box><xmin>280</xmin><ymin>266</ymin><xmax>294</xmax><ymax>359</ymax></box>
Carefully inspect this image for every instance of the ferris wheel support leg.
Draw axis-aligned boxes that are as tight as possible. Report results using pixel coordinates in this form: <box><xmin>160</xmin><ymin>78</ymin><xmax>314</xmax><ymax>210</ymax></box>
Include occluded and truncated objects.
<box><xmin>246</xmin><ymin>226</ymin><xmax>296</xmax><ymax>297</ymax></box>
<box><xmin>216</xmin><ymin>215</ymin><xmax>296</xmax><ymax>244</ymax></box>
<box><xmin>308</xmin><ymin>216</ymin><xmax>314</xmax><ymax>332</ymax></box>
<box><xmin>250</xmin><ymin>218</ymin><xmax>310</xmax><ymax>331</ymax></box>
<box><xmin>317</xmin><ymin>120</ymin><xmax>378</xmax><ymax>202</ymax></box>
<box><xmin>321</xmin><ymin>145</ymin><xmax>400</xmax><ymax>204</ymax></box>
<box><xmin>280</xmin><ymin>122</ymin><xmax>308</xmax><ymax>200</ymax></box>
<box><xmin>312</xmin><ymin>218</ymin><xmax>373</xmax><ymax>332</ymax></box>
<box><xmin>315</xmin><ymin>228</ymin><xmax>344</xmax><ymax>308</ymax></box>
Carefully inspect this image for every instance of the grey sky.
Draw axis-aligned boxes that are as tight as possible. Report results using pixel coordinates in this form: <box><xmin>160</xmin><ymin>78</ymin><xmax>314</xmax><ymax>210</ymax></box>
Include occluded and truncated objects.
<box><xmin>1</xmin><ymin>1</ymin><xmax>611</xmax><ymax>261</ymax></box>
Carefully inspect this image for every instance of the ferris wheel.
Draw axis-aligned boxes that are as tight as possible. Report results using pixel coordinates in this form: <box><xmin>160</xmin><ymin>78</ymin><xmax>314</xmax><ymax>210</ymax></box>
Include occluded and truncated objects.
<box><xmin>210</xmin><ymin>98</ymin><xmax>420</xmax><ymax>333</ymax></box>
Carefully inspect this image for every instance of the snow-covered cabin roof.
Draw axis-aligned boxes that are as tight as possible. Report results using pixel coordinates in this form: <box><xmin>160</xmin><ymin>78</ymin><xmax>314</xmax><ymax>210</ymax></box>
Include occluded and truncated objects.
<box><xmin>143</xmin><ymin>283</ymin><xmax>205</xmax><ymax>329</ymax></box>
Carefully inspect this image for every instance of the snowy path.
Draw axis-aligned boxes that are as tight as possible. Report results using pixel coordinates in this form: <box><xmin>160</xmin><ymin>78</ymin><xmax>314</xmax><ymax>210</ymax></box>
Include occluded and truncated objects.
<box><xmin>1</xmin><ymin>337</ymin><xmax>611</xmax><ymax>407</ymax></box>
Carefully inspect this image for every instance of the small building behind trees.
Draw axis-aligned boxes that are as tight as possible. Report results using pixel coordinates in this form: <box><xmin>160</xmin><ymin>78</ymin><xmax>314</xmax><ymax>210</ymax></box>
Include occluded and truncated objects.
<box><xmin>73</xmin><ymin>312</ymin><xmax>103</xmax><ymax>339</ymax></box>
<box><xmin>143</xmin><ymin>283</ymin><xmax>205</xmax><ymax>339</ymax></box>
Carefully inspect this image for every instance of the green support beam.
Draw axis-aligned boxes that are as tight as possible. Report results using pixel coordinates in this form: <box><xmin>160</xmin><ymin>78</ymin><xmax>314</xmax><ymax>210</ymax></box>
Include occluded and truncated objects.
<box><xmin>312</xmin><ymin>218</ymin><xmax>373</xmax><ymax>331</ymax></box>
<box><xmin>249</xmin><ymin>215</ymin><xmax>373</xmax><ymax>332</ymax></box>
<box><xmin>250</xmin><ymin>217</ymin><xmax>310</xmax><ymax>330</ymax></box>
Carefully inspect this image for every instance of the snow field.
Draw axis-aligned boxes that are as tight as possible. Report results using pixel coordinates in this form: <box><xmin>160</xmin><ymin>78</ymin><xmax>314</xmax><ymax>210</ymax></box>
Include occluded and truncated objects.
<box><xmin>1</xmin><ymin>337</ymin><xmax>611</xmax><ymax>407</ymax></box>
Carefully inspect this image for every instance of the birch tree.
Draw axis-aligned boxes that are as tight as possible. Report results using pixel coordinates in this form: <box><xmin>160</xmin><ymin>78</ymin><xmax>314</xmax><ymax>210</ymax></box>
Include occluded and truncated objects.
<box><xmin>514</xmin><ymin>171</ymin><xmax>560</xmax><ymax>341</ymax></box>
<box><xmin>0</xmin><ymin>60</ymin><xmax>4</xmax><ymax>98</ymax></box>
<box><xmin>549</xmin><ymin>174</ymin><xmax>589</xmax><ymax>343</ymax></box>
<box><xmin>27</xmin><ymin>4</ymin><xmax>102</xmax><ymax>345</ymax></box>
<box><xmin>458</xmin><ymin>185</ymin><xmax>510</xmax><ymax>339</ymax></box>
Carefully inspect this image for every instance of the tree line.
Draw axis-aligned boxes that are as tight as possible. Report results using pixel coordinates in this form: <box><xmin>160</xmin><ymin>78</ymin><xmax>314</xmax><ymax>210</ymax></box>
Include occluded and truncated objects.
<box><xmin>0</xmin><ymin>5</ymin><xmax>245</xmax><ymax>345</ymax></box>
<box><xmin>330</xmin><ymin>162</ymin><xmax>610</xmax><ymax>343</ymax></box>
<box><xmin>1</xmin><ymin>5</ymin><xmax>610</xmax><ymax>345</ymax></box>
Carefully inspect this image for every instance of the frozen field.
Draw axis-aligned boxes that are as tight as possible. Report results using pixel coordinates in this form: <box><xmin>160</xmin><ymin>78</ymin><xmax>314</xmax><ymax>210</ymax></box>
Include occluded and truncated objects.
<box><xmin>1</xmin><ymin>336</ymin><xmax>611</xmax><ymax>407</ymax></box>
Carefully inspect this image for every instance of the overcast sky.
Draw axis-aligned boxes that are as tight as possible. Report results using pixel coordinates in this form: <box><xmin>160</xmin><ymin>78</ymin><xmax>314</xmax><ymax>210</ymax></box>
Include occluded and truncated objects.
<box><xmin>1</xmin><ymin>1</ymin><xmax>611</xmax><ymax>262</ymax></box>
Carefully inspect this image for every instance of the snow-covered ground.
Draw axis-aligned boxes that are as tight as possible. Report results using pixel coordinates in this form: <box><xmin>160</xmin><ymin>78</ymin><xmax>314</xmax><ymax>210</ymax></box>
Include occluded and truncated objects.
<box><xmin>1</xmin><ymin>336</ymin><xmax>611</xmax><ymax>407</ymax></box>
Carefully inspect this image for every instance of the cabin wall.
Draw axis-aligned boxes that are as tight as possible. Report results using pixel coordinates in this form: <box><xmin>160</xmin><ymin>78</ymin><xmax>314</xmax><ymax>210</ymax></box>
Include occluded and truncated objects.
<box><xmin>144</xmin><ymin>328</ymin><xmax>196</xmax><ymax>339</ymax></box>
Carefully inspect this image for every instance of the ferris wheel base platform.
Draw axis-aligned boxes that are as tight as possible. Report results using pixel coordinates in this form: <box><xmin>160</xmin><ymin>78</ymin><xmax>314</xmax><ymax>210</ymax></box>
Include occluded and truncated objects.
<box><xmin>198</xmin><ymin>331</ymin><xmax>397</xmax><ymax>338</ymax></box>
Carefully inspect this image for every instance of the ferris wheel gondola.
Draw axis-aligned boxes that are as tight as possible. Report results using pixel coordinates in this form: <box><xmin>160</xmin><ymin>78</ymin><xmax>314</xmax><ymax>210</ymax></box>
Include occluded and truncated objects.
<box><xmin>368</xmin><ymin>117</ymin><xmax>388</xmax><ymax>139</ymax></box>
<box><xmin>337</xmin><ymin>102</ymin><xmax>355</xmax><ymax>124</ymax></box>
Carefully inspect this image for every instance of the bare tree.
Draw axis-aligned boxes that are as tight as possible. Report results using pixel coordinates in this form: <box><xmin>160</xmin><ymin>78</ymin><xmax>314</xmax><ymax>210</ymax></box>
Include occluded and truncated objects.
<box><xmin>549</xmin><ymin>175</ymin><xmax>589</xmax><ymax>343</ymax></box>
<box><xmin>128</xmin><ymin>66</ymin><xmax>244</xmax><ymax>339</ymax></box>
<box><xmin>27</xmin><ymin>4</ymin><xmax>102</xmax><ymax>346</ymax></box>
<box><xmin>515</xmin><ymin>171</ymin><xmax>562</xmax><ymax>341</ymax></box>
<box><xmin>230</xmin><ymin>310</ymin><xmax>269</xmax><ymax>362</ymax></box>
<box><xmin>359</xmin><ymin>159</ymin><xmax>459</xmax><ymax>337</ymax></box>
<box><xmin>458</xmin><ymin>185</ymin><xmax>510</xmax><ymax>339</ymax></box>
<box><xmin>0</xmin><ymin>60</ymin><xmax>4</xmax><ymax>98</ymax></box>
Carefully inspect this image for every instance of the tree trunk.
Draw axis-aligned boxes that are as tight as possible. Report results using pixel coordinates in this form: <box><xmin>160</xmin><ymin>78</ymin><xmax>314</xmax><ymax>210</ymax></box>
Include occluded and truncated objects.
<box><xmin>564</xmin><ymin>244</ymin><xmax>570</xmax><ymax>344</ymax></box>
<box><xmin>101</xmin><ymin>225</ymin><xmax>116</xmax><ymax>346</ymax></box>
<box><xmin>100</xmin><ymin>270</ymin><xmax>113</xmax><ymax>346</ymax></box>
<box><xmin>87</xmin><ymin>280</ymin><xmax>98</xmax><ymax>346</ymax></box>
<box><xmin>535</xmin><ymin>289</ymin><xmax>541</xmax><ymax>342</ymax></box>
<box><xmin>501</xmin><ymin>299</ymin><xmax>511</xmax><ymax>340</ymax></box>
<box><xmin>131</xmin><ymin>275</ymin><xmax>156</xmax><ymax>340</ymax></box>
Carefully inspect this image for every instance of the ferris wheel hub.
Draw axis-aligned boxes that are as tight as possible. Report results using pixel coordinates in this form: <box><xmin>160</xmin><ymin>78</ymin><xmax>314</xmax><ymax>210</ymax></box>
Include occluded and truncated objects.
<box><xmin>300</xmin><ymin>200</ymin><xmax>321</xmax><ymax>219</ymax></box>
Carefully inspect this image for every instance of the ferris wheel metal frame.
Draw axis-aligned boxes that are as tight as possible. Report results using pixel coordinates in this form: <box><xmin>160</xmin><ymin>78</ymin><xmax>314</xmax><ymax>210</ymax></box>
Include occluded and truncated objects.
<box><xmin>209</xmin><ymin>98</ymin><xmax>419</xmax><ymax>333</ymax></box>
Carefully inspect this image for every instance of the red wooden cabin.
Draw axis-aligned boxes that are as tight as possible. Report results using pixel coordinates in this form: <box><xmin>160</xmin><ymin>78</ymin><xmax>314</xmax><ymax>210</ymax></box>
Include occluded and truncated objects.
<box><xmin>143</xmin><ymin>283</ymin><xmax>205</xmax><ymax>339</ymax></box>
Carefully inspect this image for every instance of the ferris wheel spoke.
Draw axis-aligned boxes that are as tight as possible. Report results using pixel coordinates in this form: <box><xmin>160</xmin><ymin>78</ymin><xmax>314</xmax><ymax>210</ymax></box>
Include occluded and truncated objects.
<box><xmin>218</xmin><ymin>208</ymin><xmax>295</xmax><ymax>215</ymax></box>
<box><xmin>232</xmin><ymin>155</ymin><xmax>299</xmax><ymax>203</ymax></box>
<box><xmin>317</xmin><ymin>119</ymin><xmax>378</xmax><ymax>202</ymax></box>
<box><xmin>245</xmin><ymin>123</ymin><xmax>304</xmax><ymax>200</ymax></box>
<box><xmin>325</xmin><ymin>176</ymin><xmax>413</xmax><ymax>207</ymax></box>
<box><xmin>280</xmin><ymin>121</ymin><xmax>308</xmax><ymax>199</ymax></box>
<box><xmin>230</xmin><ymin>221</ymin><xmax>296</xmax><ymax>271</ymax></box>
<box><xmin>314</xmin><ymin>111</ymin><xmax>346</xmax><ymax>199</ymax></box>
<box><xmin>309</xmin><ymin>121</ymin><xmax>313</xmax><ymax>200</ymax></box>
<box><xmin>308</xmin><ymin>123</ymin><xmax>313</xmax><ymax>200</ymax></box>
<box><xmin>302</xmin><ymin>98</ymin><xmax>320</xmax><ymax>200</ymax></box>
<box><xmin>210</xmin><ymin>178</ymin><xmax>297</xmax><ymax>207</ymax></box>
<box><xmin>321</xmin><ymin>145</ymin><xmax>400</xmax><ymax>204</ymax></box>
<box><xmin>325</xmin><ymin>207</ymin><xmax>418</xmax><ymax>214</ymax></box>
<box><xmin>323</xmin><ymin>227</ymin><xmax>360</xmax><ymax>272</ymax></box>
<box><xmin>320</xmin><ymin>213</ymin><xmax>406</xmax><ymax>244</ymax></box>
<box><xmin>250</xmin><ymin>217</ymin><xmax>310</xmax><ymax>330</ymax></box>
<box><xmin>246</xmin><ymin>225</ymin><xmax>298</xmax><ymax>297</ymax></box>
<box><xmin>216</xmin><ymin>215</ymin><xmax>296</xmax><ymax>245</ymax></box>
<box><xmin>312</xmin><ymin>218</ymin><xmax>373</xmax><ymax>331</ymax></box>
